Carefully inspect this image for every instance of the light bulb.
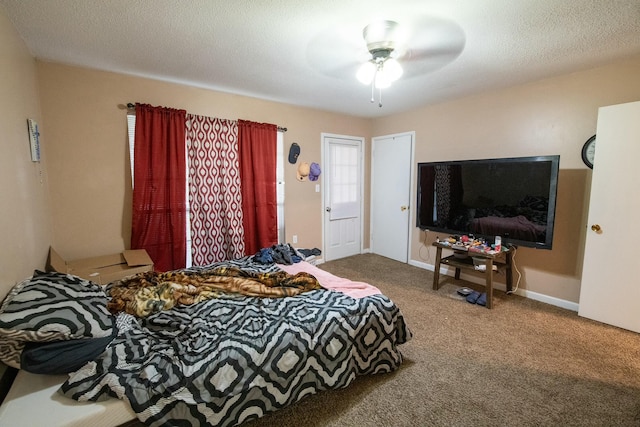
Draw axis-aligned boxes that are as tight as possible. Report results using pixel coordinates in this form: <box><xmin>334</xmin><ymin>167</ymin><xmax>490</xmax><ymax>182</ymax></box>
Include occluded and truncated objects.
<box><xmin>356</xmin><ymin>61</ymin><xmax>376</xmax><ymax>85</ymax></box>
<box><xmin>384</xmin><ymin>58</ymin><xmax>403</xmax><ymax>82</ymax></box>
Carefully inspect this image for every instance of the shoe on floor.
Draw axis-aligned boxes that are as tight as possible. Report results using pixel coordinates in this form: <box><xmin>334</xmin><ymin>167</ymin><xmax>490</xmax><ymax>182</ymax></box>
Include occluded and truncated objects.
<box><xmin>466</xmin><ymin>291</ymin><xmax>481</xmax><ymax>304</ymax></box>
<box><xmin>476</xmin><ymin>292</ymin><xmax>487</xmax><ymax>306</ymax></box>
<box><xmin>457</xmin><ymin>287</ymin><xmax>473</xmax><ymax>297</ymax></box>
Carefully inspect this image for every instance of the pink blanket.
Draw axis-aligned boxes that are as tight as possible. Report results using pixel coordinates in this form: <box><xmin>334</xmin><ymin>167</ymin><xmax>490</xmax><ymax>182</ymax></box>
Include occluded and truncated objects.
<box><xmin>278</xmin><ymin>261</ymin><xmax>381</xmax><ymax>299</ymax></box>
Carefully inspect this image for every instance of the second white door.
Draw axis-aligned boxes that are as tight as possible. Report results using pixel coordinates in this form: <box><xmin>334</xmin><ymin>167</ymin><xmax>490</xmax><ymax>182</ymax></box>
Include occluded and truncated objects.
<box><xmin>371</xmin><ymin>132</ymin><xmax>414</xmax><ymax>263</ymax></box>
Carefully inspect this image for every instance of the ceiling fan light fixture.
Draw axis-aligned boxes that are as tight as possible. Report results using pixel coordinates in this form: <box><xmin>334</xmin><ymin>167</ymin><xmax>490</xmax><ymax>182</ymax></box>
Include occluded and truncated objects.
<box><xmin>357</xmin><ymin>57</ymin><xmax>402</xmax><ymax>87</ymax></box>
<box><xmin>357</xmin><ymin>61</ymin><xmax>376</xmax><ymax>84</ymax></box>
<box><xmin>383</xmin><ymin>58</ymin><xmax>403</xmax><ymax>81</ymax></box>
<box><xmin>357</xmin><ymin>20</ymin><xmax>404</xmax><ymax>107</ymax></box>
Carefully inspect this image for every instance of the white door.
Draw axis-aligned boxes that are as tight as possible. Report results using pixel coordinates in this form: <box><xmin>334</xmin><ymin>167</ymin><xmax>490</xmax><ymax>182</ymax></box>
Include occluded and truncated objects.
<box><xmin>578</xmin><ymin>100</ymin><xmax>640</xmax><ymax>333</ymax></box>
<box><xmin>322</xmin><ymin>134</ymin><xmax>363</xmax><ymax>261</ymax></box>
<box><xmin>371</xmin><ymin>132</ymin><xmax>414</xmax><ymax>262</ymax></box>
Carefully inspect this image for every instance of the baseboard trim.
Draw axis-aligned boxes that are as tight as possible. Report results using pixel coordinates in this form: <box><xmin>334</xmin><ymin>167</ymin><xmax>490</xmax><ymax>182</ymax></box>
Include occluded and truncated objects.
<box><xmin>518</xmin><ymin>289</ymin><xmax>579</xmax><ymax>312</ymax></box>
<box><xmin>408</xmin><ymin>259</ymin><xmax>578</xmax><ymax>312</ymax></box>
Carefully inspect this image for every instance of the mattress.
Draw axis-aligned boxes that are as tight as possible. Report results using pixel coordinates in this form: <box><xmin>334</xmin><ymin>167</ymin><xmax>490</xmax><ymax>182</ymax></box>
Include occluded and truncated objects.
<box><xmin>0</xmin><ymin>256</ymin><xmax>410</xmax><ymax>426</ymax></box>
<box><xmin>0</xmin><ymin>370</ymin><xmax>136</xmax><ymax>427</ymax></box>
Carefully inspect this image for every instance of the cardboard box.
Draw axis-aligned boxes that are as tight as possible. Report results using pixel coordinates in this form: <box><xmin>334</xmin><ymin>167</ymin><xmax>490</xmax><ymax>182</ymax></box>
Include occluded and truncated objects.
<box><xmin>47</xmin><ymin>247</ymin><xmax>153</xmax><ymax>285</ymax></box>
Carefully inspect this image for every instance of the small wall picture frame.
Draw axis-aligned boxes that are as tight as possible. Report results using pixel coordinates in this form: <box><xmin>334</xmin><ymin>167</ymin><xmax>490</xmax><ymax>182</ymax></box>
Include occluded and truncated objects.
<box><xmin>27</xmin><ymin>118</ymin><xmax>40</xmax><ymax>162</ymax></box>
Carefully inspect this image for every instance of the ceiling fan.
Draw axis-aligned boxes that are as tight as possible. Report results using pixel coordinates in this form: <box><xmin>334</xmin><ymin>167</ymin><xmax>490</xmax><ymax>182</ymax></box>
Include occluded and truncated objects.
<box><xmin>356</xmin><ymin>20</ymin><xmax>406</xmax><ymax>107</ymax></box>
<box><xmin>306</xmin><ymin>15</ymin><xmax>466</xmax><ymax>107</ymax></box>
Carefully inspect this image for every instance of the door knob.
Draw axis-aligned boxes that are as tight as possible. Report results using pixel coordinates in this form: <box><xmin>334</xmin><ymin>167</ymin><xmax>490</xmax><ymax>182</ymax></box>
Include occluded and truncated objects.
<box><xmin>326</xmin><ymin>207</ymin><xmax>331</xmax><ymax>212</ymax></box>
<box><xmin>591</xmin><ymin>224</ymin><xmax>601</xmax><ymax>232</ymax></box>
<box><xmin>400</xmin><ymin>206</ymin><xmax>408</xmax><ymax>211</ymax></box>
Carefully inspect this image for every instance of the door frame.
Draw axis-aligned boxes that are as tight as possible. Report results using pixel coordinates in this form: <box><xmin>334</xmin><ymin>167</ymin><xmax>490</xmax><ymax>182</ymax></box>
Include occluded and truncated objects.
<box><xmin>321</xmin><ymin>133</ymin><xmax>365</xmax><ymax>261</ymax></box>
<box><xmin>370</xmin><ymin>131</ymin><xmax>415</xmax><ymax>263</ymax></box>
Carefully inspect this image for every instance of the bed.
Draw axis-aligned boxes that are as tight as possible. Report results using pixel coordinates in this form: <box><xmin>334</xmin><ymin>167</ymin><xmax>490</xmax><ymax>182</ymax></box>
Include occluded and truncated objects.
<box><xmin>0</xmin><ymin>254</ymin><xmax>412</xmax><ymax>426</ymax></box>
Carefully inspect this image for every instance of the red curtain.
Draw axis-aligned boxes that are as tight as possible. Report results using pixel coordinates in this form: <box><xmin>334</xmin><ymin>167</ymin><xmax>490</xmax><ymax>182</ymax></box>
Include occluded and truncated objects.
<box><xmin>131</xmin><ymin>104</ymin><xmax>187</xmax><ymax>272</ymax></box>
<box><xmin>238</xmin><ymin>120</ymin><xmax>278</xmax><ymax>255</ymax></box>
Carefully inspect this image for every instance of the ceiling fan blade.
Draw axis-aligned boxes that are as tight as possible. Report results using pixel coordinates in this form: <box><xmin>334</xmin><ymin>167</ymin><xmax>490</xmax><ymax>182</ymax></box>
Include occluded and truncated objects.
<box><xmin>306</xmin><ymin>24</ymin><xmax>369</xmax><ymax>78</ymax></box>
<box><xmin>396</xmin><ymin>16</ymin><xmax>466</xmax><ymax>77</ymax></box>
<box><xmin>400</xmin><ymin>46</ymin><xmax>465</xmax><ymax>77</ymax></box>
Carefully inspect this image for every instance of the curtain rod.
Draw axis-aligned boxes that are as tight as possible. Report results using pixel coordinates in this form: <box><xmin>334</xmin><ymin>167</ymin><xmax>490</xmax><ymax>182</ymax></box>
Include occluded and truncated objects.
<box><xmin>126</xmin><ymin>103</ymin><xmax>287</xmax><ymax>132</ymax></box>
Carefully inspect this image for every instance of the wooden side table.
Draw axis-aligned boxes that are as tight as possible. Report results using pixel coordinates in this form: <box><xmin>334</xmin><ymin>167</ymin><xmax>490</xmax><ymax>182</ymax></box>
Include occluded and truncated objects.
<box><xmin>432</xmin><ymin>242</ymin><xmax>513</xmax><ymax>309</ymax></box>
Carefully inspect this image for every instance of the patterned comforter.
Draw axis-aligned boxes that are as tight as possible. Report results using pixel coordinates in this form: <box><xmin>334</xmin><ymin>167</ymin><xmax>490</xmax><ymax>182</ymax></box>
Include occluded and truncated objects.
<box><xmin>59</xmin><ymin>257</ymin><xmax>412</xmax><ymax>426</ymax></box>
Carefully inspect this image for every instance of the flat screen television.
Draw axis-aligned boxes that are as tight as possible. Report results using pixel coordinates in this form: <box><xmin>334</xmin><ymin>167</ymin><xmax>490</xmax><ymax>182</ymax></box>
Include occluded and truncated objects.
<box><xmin>416</xmin><ymin>155</ymin><xmax>560</xmax><ymax>249</ymax></box>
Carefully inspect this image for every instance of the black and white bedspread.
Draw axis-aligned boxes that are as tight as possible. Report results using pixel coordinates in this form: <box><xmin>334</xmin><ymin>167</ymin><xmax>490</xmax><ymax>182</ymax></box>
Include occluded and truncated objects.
<box><xmin>59</xmin><ymin>257</ymin><xmax>412</xmax><ymax>426</ymax></box>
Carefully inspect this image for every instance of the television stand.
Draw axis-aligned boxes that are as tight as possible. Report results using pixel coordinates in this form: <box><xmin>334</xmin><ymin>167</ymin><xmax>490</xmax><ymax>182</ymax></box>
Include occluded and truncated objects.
<box><xmin>432</xmin><ymin>242</ymin><xmax>513</xmax><ymax>309</ymax></box>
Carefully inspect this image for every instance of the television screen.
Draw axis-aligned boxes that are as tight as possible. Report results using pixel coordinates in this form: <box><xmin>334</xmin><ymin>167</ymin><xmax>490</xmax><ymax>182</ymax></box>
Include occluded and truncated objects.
<box><xmin>416</xmin><ymin>155</ymin><xmax>560</xmax><ymax>249</ymax></box>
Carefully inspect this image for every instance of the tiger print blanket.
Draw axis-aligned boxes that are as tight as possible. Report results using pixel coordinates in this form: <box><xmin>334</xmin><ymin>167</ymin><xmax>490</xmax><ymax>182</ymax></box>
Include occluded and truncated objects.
<box><xmin>107</xmin><ymin>267</ymin><xmax>322</xmax><ymax>317</ymax></box>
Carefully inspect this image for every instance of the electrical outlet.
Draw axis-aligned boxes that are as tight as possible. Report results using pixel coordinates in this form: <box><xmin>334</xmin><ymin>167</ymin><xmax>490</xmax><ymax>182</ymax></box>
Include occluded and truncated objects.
<box><xmin>292</xmin><ymin>235</ymin><xmax>298</xmax><ymax>244</ymax></box>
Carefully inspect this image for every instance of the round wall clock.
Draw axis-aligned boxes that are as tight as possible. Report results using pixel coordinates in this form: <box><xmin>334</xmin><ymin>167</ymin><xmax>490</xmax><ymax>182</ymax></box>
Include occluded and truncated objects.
<box><xmin>581</xmin><ymin>135</ymin><xmax>596</xmax><ymax>169</ymax></box>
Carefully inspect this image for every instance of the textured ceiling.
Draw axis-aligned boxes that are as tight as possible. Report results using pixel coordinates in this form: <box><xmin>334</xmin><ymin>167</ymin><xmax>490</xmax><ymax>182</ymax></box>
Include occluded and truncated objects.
<box><xmin>2</xmin><ymin>0</ymin><xmax>640</xmax><ymax>118</ymax></box>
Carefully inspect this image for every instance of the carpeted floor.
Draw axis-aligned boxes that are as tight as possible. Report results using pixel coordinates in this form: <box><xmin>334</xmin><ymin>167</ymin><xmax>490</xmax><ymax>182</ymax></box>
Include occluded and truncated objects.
<box><xmin>240</xmin><ymin>253</ymin><xmax>640</xmax><ymax>427</ymax></box>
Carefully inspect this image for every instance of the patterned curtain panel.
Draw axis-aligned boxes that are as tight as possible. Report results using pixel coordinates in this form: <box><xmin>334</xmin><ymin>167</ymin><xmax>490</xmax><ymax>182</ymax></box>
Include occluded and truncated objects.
<box><xmin>186</xmin><ymin>114</ymin><xmax>245</xmax><ymax>265</ymax></box>
<box><xmin>434</xmin><ymin>164</ymin><xmax>463</xmax><ymax>228</ymax></box>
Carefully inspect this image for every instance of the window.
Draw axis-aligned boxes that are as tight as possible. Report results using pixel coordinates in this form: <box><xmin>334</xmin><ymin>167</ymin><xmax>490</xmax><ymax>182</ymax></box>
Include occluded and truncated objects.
<box><xmin>328</xmin><ymin>142</ymin><xmax>360</xmax><ymax>220</ymax></box>
<box><xmin>127</xmin><ymin>115</ymin><xmax>284</xmax><ymax>265</ymax></box>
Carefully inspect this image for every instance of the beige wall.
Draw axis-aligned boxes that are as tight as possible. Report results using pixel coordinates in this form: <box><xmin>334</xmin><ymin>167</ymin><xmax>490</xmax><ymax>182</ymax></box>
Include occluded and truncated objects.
<box><xmin>36</xmin><ymin>62</ymin><xmax>372</xmax><ymax>261</ymax></box>
<box><xmin>373</xmin><ymin>55</ymin><xmax>640</xmax><ymax>304</ymax></box>
<box><xmin>0</xmin><ymin>12</ymin><xmax>52</xmax><ymax>299</ymax></box>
